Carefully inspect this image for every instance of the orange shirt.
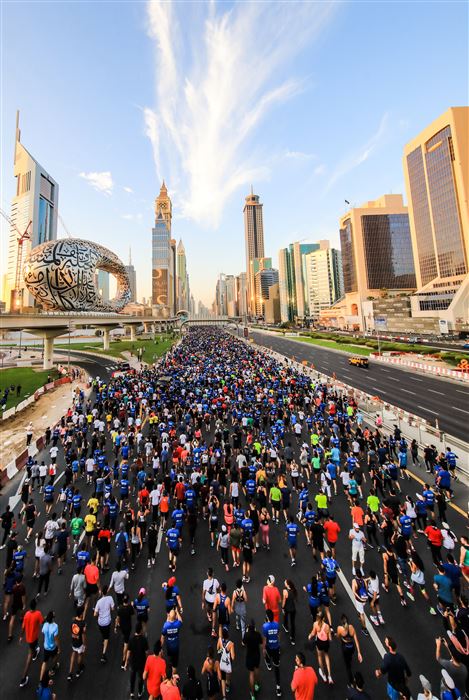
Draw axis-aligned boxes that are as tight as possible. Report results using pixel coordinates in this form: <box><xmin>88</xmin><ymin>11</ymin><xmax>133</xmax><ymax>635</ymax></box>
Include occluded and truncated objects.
<box><xmin>144</xmin><ymin>654</ymin><xmax>166</xmax><ymax>697</ymax></box>
<box><xmin>161</xmin><ymin>684</ymin><xmax>181</xmax><ymax>700</ymax></box>
<box><xmin>324</xmin><ymin>520</ymin><xmax>341</xmax><ymax>543</ymax></box>
<box><xmin>160</xmin><ymin>497</ymin><xmax>170</xmax><ymax>514</ymax></box>
<box><xmin>291</xmin><ymin>665</ymin><xmax>318</xmax><ymax>700</ymax></box>
<box><xmin>84</xmin><ymin>563</ymin><xmax>99</xmax><ymax>585</ymax></box>
<box><xmin>22</xmin><ymin>609</ymin><xmax>44</xmax><ymax>643</ymax></box>
<box><xmin>263</xmin><ymin>585</ymin><xmax>281</xmax><ymax>612</ymax></box>
<box><xmin>351</xmin><ymin>505</ymin><xmax>364</xmax><ymax>526</ymax></box>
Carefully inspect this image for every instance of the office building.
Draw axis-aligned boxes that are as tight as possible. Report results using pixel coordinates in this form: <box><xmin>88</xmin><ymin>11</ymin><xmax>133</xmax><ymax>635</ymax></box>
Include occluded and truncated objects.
<box><xmin>96</xmin><ymin>269</ymin><xmax>110</xmax><ymax>303</ymax></box>
<box><xmin>152</xmin><ymin>181</ymin><xmax>173</xmax><ymax>317</ymax></box>
<box><xmin>322</xmin><ymin>195</ymin><xmax>415</xmax><ymax>330</ymax></box>
<box><xmin>215</xmin><ymin>274</ymin><xmax>227</xmax><ymax>316</ymax></box>
<box><xmin>6</xmin><ymin>112</ymin><xmax>59</xmax><ymax>310</ymax></box>
<box><xmin>304</xmin><ymin>245</ymin><xmax>344</xmax><ymax>318</ymax></box>
<box><xmin>278</xmin><ymin>242</ymin><xmax>326</xmax><ymax>322</ymax></box>
<box><xmin>125</xmin><ymin>248</ymin><xmax>137</xmax><ymax>303</ymax></box>
<box><xmin>225</xmin><ymin>275</ymin><xmax>238</xmax><ymax>316</ymax></box>
<box><xmin>176</xmin><ymin>239</ymin><xmax>189</xmax><ymax>311</ymax></box>
<box><xmin>237</xmin><ymin>273</ymin><xmax>248</xmax><ymax>318</ymax></box>
<box><xmin>254</xmin><ymin>267</ymin><xmax>279</xmax><ymax>318</ymax></box>
<box><xmin>264</xmin><ymin>282</ymin><xmax>281</xmax><ymax>324</ymax></box>
<box><xmin>403</xmin><ymin>107</ymin><xmax>469</xmax><ymax>331</ymax></box>
<box><xmin>244</xmin><ymin>188</ymin><xmax>264</xmax><ymax>316</ymax></box>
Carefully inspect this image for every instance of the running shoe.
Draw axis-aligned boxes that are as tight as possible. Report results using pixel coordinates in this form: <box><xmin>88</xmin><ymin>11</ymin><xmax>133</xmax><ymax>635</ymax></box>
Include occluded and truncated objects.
<box><xmin>318</xmin><ymin>668</ymin><xmax>327</xmax><ymax>682</ymax></box>
<box><xmin>19</xmin><ymin>676</ymin><xmax>29</xmax><ymax>688</ymax></box>
<box><xmin>276</xmin><ymin>685</ymin><xmax>282</xmax><ymax>696</ymax></box>
<box><xmin>32</xmin><ymin>647</ymin><xmax>40</xmax><ymax>662</ymax></box>
<box><xmin>264</xmin><ymin>658</ymin><xmax>272</xmax><ymax>671</ymax></box>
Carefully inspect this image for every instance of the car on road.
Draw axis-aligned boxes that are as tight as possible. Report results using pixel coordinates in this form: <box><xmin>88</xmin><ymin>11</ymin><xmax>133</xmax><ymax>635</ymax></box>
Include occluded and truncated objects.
<box><xmin>348</xmin><ymin>356</ymin><xmax>369</xmax><ymax>368</ymax></box>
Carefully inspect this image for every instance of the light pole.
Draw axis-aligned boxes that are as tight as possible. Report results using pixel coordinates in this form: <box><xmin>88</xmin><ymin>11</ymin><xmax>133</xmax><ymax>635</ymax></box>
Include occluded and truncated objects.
<box><xmin>376</xmin><ymin>326</ymin><xmax>381</xmax><ymax>355</ymax></box>
<box><xmin>18</xmin><ymin>329</ymin><xmax>22</xmax><ymax>358</ymax></box>
<box><xmin>67</xmin><ymin>318</ymin><xmax>71</xmax><ymax>375</ymax></box>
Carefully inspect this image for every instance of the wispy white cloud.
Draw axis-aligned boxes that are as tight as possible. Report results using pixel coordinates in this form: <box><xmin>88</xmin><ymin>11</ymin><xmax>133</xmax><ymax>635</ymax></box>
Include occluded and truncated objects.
<box><xmin>144</xmin><ymin>0</ymin><xmax>338</xmax><ymax>227</ymax></box>
<box><xmin>283</xmin><ymin>150</ymin><xmax>316</xmax><ymax>162</ymax></box>
<box><xmin>324</xmin><ymin>113</ymin><xmax>389</xmax><ymax>192</ymax></box>
<box><xmin>123</xmin><ymin>186</ymin><xmax>133</xmax><ymax>193</ymax></box>
<box><xmin>121</xmin><ymin>213</ymin><xmax>143</xmax><ymax>221</ymax></box>
<box><xmin>79</xmin><ymin>171</ymin><xmax>114</xmax><ymax>195</ymax></box>
<box><xmin>313</xmin><ymin>164</ymin><xmax>325</xmax><ymax>175</ymax></box>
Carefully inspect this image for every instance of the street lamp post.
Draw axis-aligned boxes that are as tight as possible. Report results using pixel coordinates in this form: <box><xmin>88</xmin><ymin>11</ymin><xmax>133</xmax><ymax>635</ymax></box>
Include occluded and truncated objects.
<box><xmin>376</xmin><ymin>326</ymin><xmax>381</xmax><ymax>355</ymax></box>
<box><xmin>18</xmin><ymin>329</ymin><xmax>22</xmax><ymax>358</ymax></box>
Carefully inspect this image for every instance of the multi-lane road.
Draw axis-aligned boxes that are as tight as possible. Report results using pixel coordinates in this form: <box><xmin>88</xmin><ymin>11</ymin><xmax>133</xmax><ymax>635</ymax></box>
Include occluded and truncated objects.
<box><xmin>1</xmin><ymin>348</ymin><xmax>468</xmax><ymax>700</ymax></box>
<box><xmin>249</xmin><ymin>331</ymin><xmax>469</xmax><ymax>441</ymax></box>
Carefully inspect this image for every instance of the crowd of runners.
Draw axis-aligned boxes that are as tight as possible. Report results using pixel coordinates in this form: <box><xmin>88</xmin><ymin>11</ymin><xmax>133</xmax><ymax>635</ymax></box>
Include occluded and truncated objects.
<box><xmin>1</xmin><ymin>327</ymin><xmax>468</xmax><ymax>700</ymax></box>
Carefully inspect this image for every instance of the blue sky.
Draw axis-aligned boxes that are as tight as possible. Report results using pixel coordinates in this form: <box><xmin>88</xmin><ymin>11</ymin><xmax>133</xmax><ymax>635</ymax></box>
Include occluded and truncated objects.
<box><xmin>1</xmin><ymin>0</ymin><xmax>467</xmax><ymax>306</ymax></box>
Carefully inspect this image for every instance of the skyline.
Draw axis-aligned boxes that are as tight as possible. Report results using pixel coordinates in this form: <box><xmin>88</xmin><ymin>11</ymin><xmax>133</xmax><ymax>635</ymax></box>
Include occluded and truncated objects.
<box><xmin>1</xmin><ymin>1</ymin><xmax>467</xmax><ymax>306</ymax></box>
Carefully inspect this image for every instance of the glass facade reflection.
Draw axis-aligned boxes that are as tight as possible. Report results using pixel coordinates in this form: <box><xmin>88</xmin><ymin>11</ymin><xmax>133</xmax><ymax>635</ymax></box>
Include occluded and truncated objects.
<box><xmin>425</xmin><ymin>126</ymin><xmax>467</xmax><ymax>278</ymax></box>
<box><xmin>38</xmin><ymin>196</ymin><xmax>53</xmax><ymax>245</ymax></box>
<box><xmin>339</xmin><ymin>219</ymin><xmax>357</xmax><ymax>293</ymax></box>
<box><xmin>362</xmin><ymin>214</ymin><xmax>416</xmax><ymax>289</ymax></box>
<box><xmin>406</xmin><ymin>147</ymin><xmax>437</xmax><ymax>286</ymax></box>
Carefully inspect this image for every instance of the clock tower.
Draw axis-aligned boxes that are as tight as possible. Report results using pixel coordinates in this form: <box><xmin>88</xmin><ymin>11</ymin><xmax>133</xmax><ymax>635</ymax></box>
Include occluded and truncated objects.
<box><xmin>155</xmin><ymin>180</ymin><xmax>172</xmax><ymax>231</ymax></box>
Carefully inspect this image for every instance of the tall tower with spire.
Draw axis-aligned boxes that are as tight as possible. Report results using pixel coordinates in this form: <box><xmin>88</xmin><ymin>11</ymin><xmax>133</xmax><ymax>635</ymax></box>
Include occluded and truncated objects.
<box><xmin>152</xmin><ymin>181</ymin><xmax>173</xmax><ymax>316</ymax></box>
<box><xmin>125</xmin><ymin>247</ymin><xmax>137</xmax><ymax>303</ymax></box>
<box><xmin>176</xmin><ymin>239</ymin><xmax>189</xmax><ymax>311</ymax></box>
<box><xmin>243</xmin><ymin>187</ymin><xmax>264</xmax><ymax>317</ymax></box>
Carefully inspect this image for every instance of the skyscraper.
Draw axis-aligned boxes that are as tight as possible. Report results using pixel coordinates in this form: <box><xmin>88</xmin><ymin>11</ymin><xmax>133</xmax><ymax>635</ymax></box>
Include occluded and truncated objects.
<box><xmin>177</xmin><ymin>239</ymin><xmax>189</xmax><ymax>311</ymax></box>
<box><xmin>6</xmin><ymin>111</ymin><xmax>59</xmax><ymax>310</ymax></box>
<box><xmin>254</xmin><ymin>267</ymin><xmax>279</xmax><ymax>318</ymax></box>
<box><xmin>244</xmin><ymin>188</ymin><xmax>264</xmax><ymax>316</ymax></box>
<box><xmin>403</xmin><ymin>107</ymin><xmax>469</xmax><ymax>329</ymax></box>
<box><xmin>152</xmin><ymin>181</ymin><xmax>172</xmax><ymax>317</ymax></box>
<box><xmin>236</xmin><ymin>272</ymin><xmax>248</xmax><ymax>318</ymax></box>
<box><xmin>334</xmin><ymin>194</ymin><xmax>416</xmax><ymax>329</ymax></box>
<box><xmin>278</xmin><ymin>242</ymin><xmax>322</xmax><ymax>322</ymax></box>
<box><xmin>125</xmin><ymin>248</ymin><xmax>137</xmax><ymax>303</ymax></box>
<box><xmin>304</xmin><ymin>245</ymin><xmax>344</xmax><ymax>318</ymax></box>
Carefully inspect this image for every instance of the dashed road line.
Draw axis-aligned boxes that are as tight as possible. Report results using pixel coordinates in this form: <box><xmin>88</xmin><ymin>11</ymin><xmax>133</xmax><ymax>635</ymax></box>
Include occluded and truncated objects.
<box><xmin>453</xmin><ymin>406</ymin><xmax>469</xmax><ymax>414</ymax></box>
<box><xmin>417</xmin><ymin>405</ymin><xmax>438</xmax><ymax>414</ymax></box>
<box><xmin>401</xmin><ymin>389</ymin><xmax>416</xmax><ymax>395</ymax></box>
<box><xmin>428</xmin><ymin>389</ymin><xmax>444</xmax><ymax>395</ymax></box>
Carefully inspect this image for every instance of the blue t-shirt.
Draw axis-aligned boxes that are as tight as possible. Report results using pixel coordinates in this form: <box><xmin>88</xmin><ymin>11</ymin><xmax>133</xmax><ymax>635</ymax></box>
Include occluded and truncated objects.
<box><xmin>42</xmin><ymin>621</ymin><xmax>58</xmax><ymax>651</ymax></box>
<box><xmin>434</xmin><ymin>574</ymin><xmax>453</xmax><ymax>604</ymax></box>
<box><xmin>262</xmin><ymin>621</ymin><xmax>280</xmax><ymax>650</ymax></box>
<box><xmin>162</xmin><ymin>619</ymin><xmax>182</xmax><ymax>649</ymax></box>
<box><xmin>286</xmin><ymin>523</ymin><xmax>299</xmax><ymax>544</ymax></box>
<box><xmin>166</xmin><ymin>528</ymin><xmax>180</xmax><ymax>550</ymax></box>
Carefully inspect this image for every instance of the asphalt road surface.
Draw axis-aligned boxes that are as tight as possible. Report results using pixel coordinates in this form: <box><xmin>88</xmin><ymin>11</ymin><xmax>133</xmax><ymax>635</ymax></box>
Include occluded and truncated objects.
<box><xmin>0</xmin><ymin>347</ymin><xmax>467</xmax><ymax>700</ymax></box>
<box><xmin>250</xmin><ymin>331</ymin><xmax>469</xmax><ymax>442</ymax></box>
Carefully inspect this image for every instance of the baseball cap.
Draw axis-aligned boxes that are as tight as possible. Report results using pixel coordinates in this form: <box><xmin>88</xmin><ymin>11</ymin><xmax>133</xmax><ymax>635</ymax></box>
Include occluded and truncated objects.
<box><xmin>267</xmin><ymin>575</ymin><xmax>275</xmax><ymax>584</ymax></box>
<box><xmin>419</xmin><ymin>675</ymin><xmax>432</xmax><ymax>692</ymax></box>
<box><xmin>168</xmin><ymin>577</ymin><xmax>176</xmax><ymax>586</ymax></box>
<box><xmin>139</xmin><ymin>587</ymin><xmax>146</xmax><ymax>595</ymax></box>
<box><xmin>442</xmin><ymin>669</ymin><xmax>455</xmax><ymax>689</ymax></box>
<box><xmin>353</xmin><ymin>522</ymin><xmax>360</xmax><ymax>529</ymax></box>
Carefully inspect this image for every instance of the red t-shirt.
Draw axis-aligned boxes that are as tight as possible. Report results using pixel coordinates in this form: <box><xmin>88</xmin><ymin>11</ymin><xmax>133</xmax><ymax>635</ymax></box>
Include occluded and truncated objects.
<box><xmin>425</xmin><ymin>525</ymin><xmax>443</xmax><ymax>546</ymax></box>
<box><xmin>291</xmin><ymin>665</ymin><xmax>318</xmax><ymax>700</ymax></box>
<box><xmin>23</xmin><ymin>609</ymin><xmax>44</xmax><ymax>643</ymax></box>
<box><xmin>144</xmin><ymin>654</ymin><xmax>166</xmax><ymax>697</ymax></box>
<box><xmin>324</xmin><ymin>520</ymin><xmax>341</xmax><ymax>543</ymax></box>
<box><xmin>161</xmin><ymin>683</ymin><xmax>181</xmax><ymax>700</ymax></box>
<box><xmin>263</xmin><ymin>585</ymin><xmax>281</xmax><ymax>612</ymax></box>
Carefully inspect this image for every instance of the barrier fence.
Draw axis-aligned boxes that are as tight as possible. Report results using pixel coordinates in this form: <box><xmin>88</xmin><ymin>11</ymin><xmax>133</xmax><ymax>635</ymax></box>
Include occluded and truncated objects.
<box><xmin>371</xmin><ymin>353</ymin><xmax>469</xmax><ymax>383</ymax></box>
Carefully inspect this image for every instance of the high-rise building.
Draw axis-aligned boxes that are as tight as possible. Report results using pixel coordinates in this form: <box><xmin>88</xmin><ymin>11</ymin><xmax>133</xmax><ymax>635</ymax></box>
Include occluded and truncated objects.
<box><xmin>304</xmin><ymin>245</ymin><xmax>344</xmax><ymax>318</ymax></box>
<box><xmin>176</xmin><ymin>239</ymin><xmax>190</xmax><ymax>311</ymax></box>
<box><xmin>278</xmin><ymin>242</ymin><xmax>324</xmax><ymax>322</ymax></box>
<box><xmin>225</xmin><ymin>275</ymin><xmax>238</xmax><ymax>316</ymax></box>
<box><xmin>152</xmin><ymin>181</ymin><xmax>173</xmax><ymax>317</ymax></box>
<box><xmin>323</xmin><ymin>194</ymin><xmax>416</xmax><ymax>330</ymax></box>
<box><xmin>125</xmin><ymin>248</ymin><xmax>137</xmax><ymax>303</ymax></box>
<box><xmin>403</xmin><ymin>107</ymin><xmax>469</xmax><ymax>330</ymax></box>
<box><xmin>254</xmin><ymin>267</ymin><xmax>279</xmax><ymax>318</ymax></box>
<box><xmin>6</xmin><ymin>112</ymin><xmax>59</xmax><ymax>310</ymax></box>
<box><xmin>244</xmin><ymin>188</ymin><xmax>264</xmax><ymax>316</ymax></box>
<box><xmin>264</xmin><ymin>282</ymin><xmax>281</xmax><ymax>324</ymax></box>
<box><xmin>215</xmin><ymin>274</ymin><xmax>227</xmax><ymax>316</ymax></box>
<box><xmin>236</xmin><ymin>273</ymin><xmax>248</xmax><ymax>318</ymax></box>
<box><xmin>96</xmin><ymin>270</ymin><xmax>110</xmax><ymax>303</ymax></box>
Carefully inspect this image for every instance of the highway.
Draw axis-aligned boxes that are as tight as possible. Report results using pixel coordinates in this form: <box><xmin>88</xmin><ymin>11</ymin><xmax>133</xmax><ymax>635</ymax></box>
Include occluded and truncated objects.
<box><xmin>250</xmin><ymin>330</ymin><xmax>469</xmax><ymax>441</ymax></box>
<box><xmin>1</xmin><ymin>346</ymin><xmax>468</xmax><ymax>700</ymax></box>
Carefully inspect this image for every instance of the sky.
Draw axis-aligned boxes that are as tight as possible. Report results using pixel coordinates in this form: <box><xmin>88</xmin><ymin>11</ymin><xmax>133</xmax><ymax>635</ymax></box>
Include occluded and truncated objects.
<box><xmin>1</xmin><ymin>0</ymin><xmax>468</xmax><ymax>306</ymax></box>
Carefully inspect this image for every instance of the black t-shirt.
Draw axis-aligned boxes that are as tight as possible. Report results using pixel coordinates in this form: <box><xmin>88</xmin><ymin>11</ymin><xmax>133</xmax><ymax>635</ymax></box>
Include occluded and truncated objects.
<box><xmin>381</xmin><ymin>651</ymin><xmax>411</xmax><ymax>687</ymax></box>
<box><xmin>117</xmin><ymin>604</ymin><xmax>134</xmax><ymax>633</ymax></box>
<box><xmin>128</xmin><ymin>633</ymin><xmax>149</xmax><ymax>669</ymax></box>
<box><xmin>181</xmin><ymin>677</ymin><xmax>203</xmax><ymax>700</ymax></box>
<box><xmin>243</xmin><ymin>629</ymin><xmax>262</xmax><ymax>660</ymax></box>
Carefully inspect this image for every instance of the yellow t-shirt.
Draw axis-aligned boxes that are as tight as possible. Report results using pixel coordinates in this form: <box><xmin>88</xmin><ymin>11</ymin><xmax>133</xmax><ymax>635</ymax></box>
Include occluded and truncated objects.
<box><xmin>87</xmin><ymin>498</ymin><xmax>99</xmax><ymax>514</ymax></box>
<box><xmin>84</xmin><ymin>513</ymin><xmax>96</xmax><ymax>533</ymax></box>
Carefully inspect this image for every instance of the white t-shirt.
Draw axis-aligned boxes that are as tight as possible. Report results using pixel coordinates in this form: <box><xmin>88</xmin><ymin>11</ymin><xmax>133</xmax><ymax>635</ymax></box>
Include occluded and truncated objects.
<box><xmin>109</xmin><ymin>569</ymin><xmax>129</xmax><ymax>594</ymax></box>
<box><xmin>349</xmin><ymin>528</ymin><xmax>365</xmax><ymax>548</ymax></box>
<box><xmin>44</xmin><ymin>520</ymin><xmax>60</xmax><ymax>541</ymax></box>
<box><xmin>95</xmin><ymin>595</ymin><xmax>115</xmax><ymax>626</ymax></box>
<box><xmin>203</xmin><ymin>577</ymin><xmax>219</xmax><ymax>604</ymax></box>
<box><xmin>50</xmin><ymin>447</ymin><xmax>58</xmax><ymax>459</ymax></box>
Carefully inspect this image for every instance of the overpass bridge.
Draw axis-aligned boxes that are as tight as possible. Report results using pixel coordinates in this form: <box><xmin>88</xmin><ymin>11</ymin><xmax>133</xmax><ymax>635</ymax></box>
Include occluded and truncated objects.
<box><xmin>0</xmin><ymin>312</ymin><xmax>243</xmax><ymax>368</ymax></box>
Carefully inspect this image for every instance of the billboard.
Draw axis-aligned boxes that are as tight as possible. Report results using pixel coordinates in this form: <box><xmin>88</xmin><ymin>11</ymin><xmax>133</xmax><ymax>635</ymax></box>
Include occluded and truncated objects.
<box><xmin>375</xmin><ymin>316</ymin><xmax>387</xmax><ymax>330</ymax></box>
<box><xmin>438</xmin><ymin>318</ymin><xmax>449</xmax><ymax>335</ymax></box>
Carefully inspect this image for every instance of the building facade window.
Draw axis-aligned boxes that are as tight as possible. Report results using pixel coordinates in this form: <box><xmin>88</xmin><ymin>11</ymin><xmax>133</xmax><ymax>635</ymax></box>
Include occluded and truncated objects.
<box><xmin>339</xmin><ymin>219</ymin><xmax>357</xmax><ymax>293</ymax></box>
<box><xmin>38</xmin><ymin>196</ymin><xmax>53</xmax><ymax>244</ymax></box>
<box><xmin>406</xmin><ymin>146</ymin><xmax>438</xmax><ymax>286</ymax></box>
<box><xmin>362</xmin><ymin>214</ymin><xmax>416</xmax><ymax>290</ymax></box>
<box><xmin>425</xmin><ymin>126</ymin><xmax>467</xmax><ymax>279</ymax></box>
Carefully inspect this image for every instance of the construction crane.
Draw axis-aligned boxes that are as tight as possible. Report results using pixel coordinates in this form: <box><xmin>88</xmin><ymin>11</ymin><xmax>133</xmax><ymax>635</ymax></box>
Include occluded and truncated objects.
<box><xmin>57</xmin><ymin>212</ymin><xmax>72</xmax><ymax>238</ymax></box>
<box><xmin>0</xmin><ymin>207</ymin><xmax>32</xmax><ymax>309</ymax></box>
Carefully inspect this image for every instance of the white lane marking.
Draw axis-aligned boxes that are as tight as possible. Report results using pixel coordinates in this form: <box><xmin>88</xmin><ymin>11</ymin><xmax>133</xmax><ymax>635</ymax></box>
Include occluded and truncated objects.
<box><xmin>417</xmin><ymin>406</ymin><xmax>439</xmax><ymax>414</ymax></box>
<box><xmin>401</xmin><ymin>389</ymin><xmax>416</xmax><ymax>395</ymax></box>
<box><xmin>453</xmin><ymin>406</ymin><xmax>469</xmax><ymax>415</ymax></box>
<box><xmin>372</xmin><ymin>388</ymin><xmax>387</xmax><ymax>395</ymax></box>
<box><xmin>456</xmin><ymin>390</ymin><xmax>469</xmax><ymax>395</ymax></box>
<box><xmin>409</xmin><ymin>377</ymin><xmax>423</xmax><ymax>381</ymax></box>
<box><xmin>156</xmin><ymin>525</ymin><xmax>164</xmax><ymax>553</ymax></box>
<box><xmin>428</xmin><ymin>389</ymin><xmax>444</xmax><ymax>395</ymax></box>
<box><xmin>388</xmin><ymin>377</ymin><xmax>399</xmax><ymax>382</ymax></box>
<box><xmin>381</xmin><ymin>369</ymin><xmax>390</xmax><ymax>373</ymax></box>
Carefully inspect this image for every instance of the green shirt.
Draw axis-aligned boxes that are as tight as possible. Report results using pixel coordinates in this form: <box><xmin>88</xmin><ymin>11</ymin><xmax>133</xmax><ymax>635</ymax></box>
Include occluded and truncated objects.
<box><xmin>71</xmin><ymin>517</ymin><xmax>84</xmax><ymax>537</ymax></box>
<box><xmin>312</xmin><ymin>456</ymin><xmax>321</xmax><ymax>471</ymax></box>
<box><xmin>315</xmin><ymin>493</ymin><xmax>328</xmax><ymax>509</ymax></box>
<box><xmin>269</xmin><ymin>486</ymin><xmax>281</xmax><ymax>502</ymax></box>
<box><xmin>367</xmin><ymin>495</ymin><xmax>380</xmax><ymax>513</ymax></box>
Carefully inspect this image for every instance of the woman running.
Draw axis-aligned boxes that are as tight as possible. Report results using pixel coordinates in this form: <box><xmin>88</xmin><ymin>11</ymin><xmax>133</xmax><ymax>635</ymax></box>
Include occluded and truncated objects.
<box><xmin>281</xmin><ymin>579</ymin><xmax>297</xmax><ymax>645</ymax></box>
<box><xmin>336</xmin><ymin>614</ymin><xmax>363</xmax><ymax>684</ymax></box>
<box><xmin>308</xmin><ymin>610</ymin><xmax>333</xmax><ymax>685</ymax></box>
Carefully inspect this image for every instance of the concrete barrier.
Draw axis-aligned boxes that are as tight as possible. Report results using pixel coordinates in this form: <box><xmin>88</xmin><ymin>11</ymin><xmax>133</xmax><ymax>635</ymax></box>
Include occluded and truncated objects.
<box><xmin>371</xmin><ymin>353</ymin><xmax>469</xmax><ymax>383</ymax></box>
